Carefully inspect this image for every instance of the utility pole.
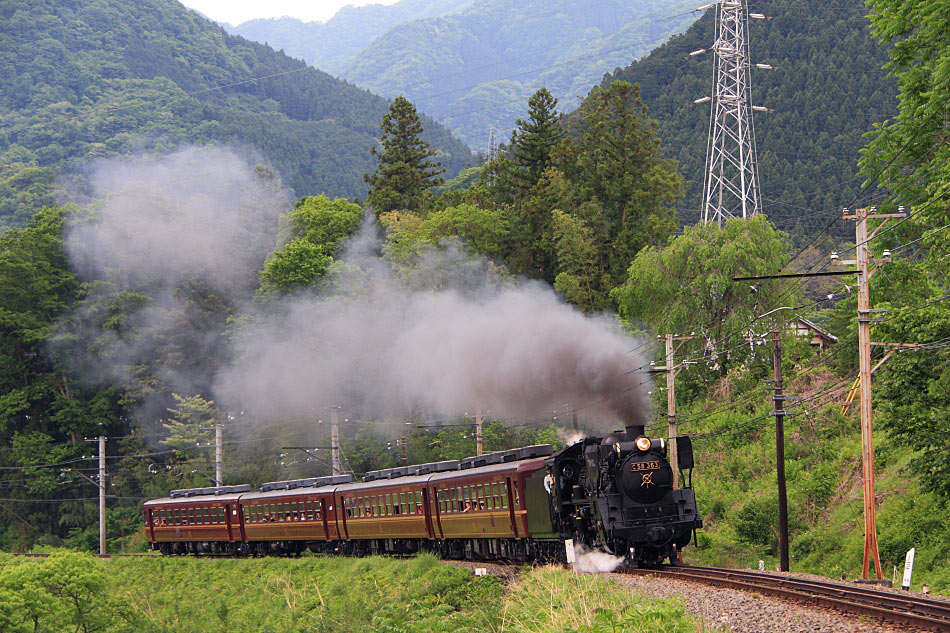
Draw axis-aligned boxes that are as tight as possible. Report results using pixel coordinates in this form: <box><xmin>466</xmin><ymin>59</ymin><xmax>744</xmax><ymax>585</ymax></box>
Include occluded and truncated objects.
<box><xmin>98</xmin><ymin>435</ymin><xmax>105</xmax><ymax>557</ymax></box>
<box><xmin>770</xmin><ymin>330</ymin><xmax>790</xmax><ymax>572</ymax></box>
<box><xmin>199</xmin><ymin>422</ymin><xmax>224</xmax><ymax>485</ymax></box>
<box><xmin>400</xmin><ymin>437</ymin><xmax>408</xmax><ymax>466</ymax></box>
<box><xmin>214</xmin><ymin>423</ymin><xmax>222</xmax><ymax>486</ymax></box>
<box><xmin>840</xmin><ymin>205</ymin><xmax>905</xmax><ymax>581</ymax></box>
<box><xmin>475</xmin><ymin>407</ymin><xmax>483</xmax><ymax>456</ymax></box>
<box><xmin>655</xmin><ymin>334</ymin><xmax>695</xmax><ymax>486</ymax></box>
<box><xmin>690</xmin><ymin>1</ymin><xmax>773</xmax><ymax>225</ymax></box>
<box><xmin>329</xmin><ymin>406</ymin><xmax>341</xmax><ymax>476</ymax></box>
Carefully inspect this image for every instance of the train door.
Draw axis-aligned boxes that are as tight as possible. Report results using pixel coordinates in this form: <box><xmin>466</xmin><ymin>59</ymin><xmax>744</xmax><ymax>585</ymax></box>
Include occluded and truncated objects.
<box><xmin>225</xmin><ymin>503</ymin><xmax>235</xmax><ymax>541</ymax></box>
<box><xmin>338</xmin><ymin>493</ymin><xmax>350</xmax><ymax>540</ymax></box>
<box><xmin>422</xmin><ymin>488</ymin><xmax>435</xmax><ymax>539</ymax></box>
<box><xmin>145</xmin><ymin>508</ymin><xmax>156</xmax><ymax>542</ymax></box>
<box><xmin>430</xmin><ymin>485</ymin><xmax>444</xmax><ymax>538</ymax></box>
<box><xmin>505</xmin><ymin>477</ymin><xmax>519</xmax><ymax>537</ymax></box>
<box><xmin>320</xmin><ymin>494</ymin><xmax>333</xmax><ymax>540</ymax></box>
<box><xmin>233</xmin><ymin>502</ymin><xmax>247</xmax><ymax>542</ymax></box>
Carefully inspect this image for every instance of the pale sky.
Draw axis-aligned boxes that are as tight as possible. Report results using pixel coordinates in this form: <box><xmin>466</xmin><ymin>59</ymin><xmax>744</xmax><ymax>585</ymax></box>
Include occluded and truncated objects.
<box><xmin>180</xmin><ymin>0</ymin><xmax>400</xmax><ymax>25</ymax></box>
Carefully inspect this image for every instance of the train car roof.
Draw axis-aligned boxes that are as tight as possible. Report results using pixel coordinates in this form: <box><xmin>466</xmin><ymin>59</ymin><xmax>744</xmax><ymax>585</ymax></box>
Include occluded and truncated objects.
<box><xmin>143</xmin><ymin>492</ymin><xmax>246</xmax><ymax>506</ymax></box>
<box><xmin>146</xmin><ymin>456</ymin><xmax>549</xmax><ymax>505</ymax></box>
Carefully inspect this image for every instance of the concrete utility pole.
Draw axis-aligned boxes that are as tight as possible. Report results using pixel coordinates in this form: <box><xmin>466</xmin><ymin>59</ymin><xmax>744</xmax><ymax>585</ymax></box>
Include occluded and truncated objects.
<box><xmin>98</xmin><ymin>435</ymin><xmax>106</xmax><ymax>557</ymax></box>
<box><xmin>770</xmin><ymin>330</ymin><xmax>790</xmax><ymax>572</ymax></box>
<box><xmin>214</xmin><ymin>424</ymin><xmax>223</xmax><ymax>486</ymax></box>
<box><xmin>475</xmin><ymin>407</ymin><xmax>484</xmax><ymax>456</ymax></box>
<box><xmin>329</xmin><ymin>406</ymin><xmax>341</xmax><ymax>476</ymax></box>
<box><xmin>655</xmin><ymin>334</ymin><xmax>695</xmax><ymax>486</ymax></box>
<box><xmin>690</xmin><ymin>1</ymin><xmax>773</xmax><ymax>225</ymax></box>
<box><xmin>840</xmin><ymin>205</ymin><xmax>905</xmax><ymax>580</ymax></box>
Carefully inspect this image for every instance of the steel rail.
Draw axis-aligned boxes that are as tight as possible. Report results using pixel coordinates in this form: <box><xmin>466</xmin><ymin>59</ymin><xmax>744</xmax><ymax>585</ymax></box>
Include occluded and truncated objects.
<box><xmin>621</xmin><ymin>565</ymin><xmax>950</xmax><ymax>631</ymax></box>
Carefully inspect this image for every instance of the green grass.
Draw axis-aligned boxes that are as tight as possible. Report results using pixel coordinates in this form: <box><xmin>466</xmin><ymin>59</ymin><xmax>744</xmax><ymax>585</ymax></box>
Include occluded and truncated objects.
<box><xmin>683</xmin><ymin>384</ymin><xmax>950</xmax><ymax>593</ymax></box>
<box><xmin>0</xmin><ymin>552</ymin><xmax>703</xmax><ymax>633</ymax></box>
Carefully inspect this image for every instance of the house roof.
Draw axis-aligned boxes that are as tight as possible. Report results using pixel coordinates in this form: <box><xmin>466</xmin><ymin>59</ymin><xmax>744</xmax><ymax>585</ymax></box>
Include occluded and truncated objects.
<box><xmin>795</xmin><ymin>317</ymin><xmax>838</xmax><ymax>343</ymax></box>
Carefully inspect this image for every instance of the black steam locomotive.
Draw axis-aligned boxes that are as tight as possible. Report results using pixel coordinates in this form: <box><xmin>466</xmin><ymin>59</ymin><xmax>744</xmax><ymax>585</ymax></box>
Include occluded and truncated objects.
<box><xmin>547</xmin><ymin>422</ymin><xmax>702</xmax><ymax>566</ymax></box>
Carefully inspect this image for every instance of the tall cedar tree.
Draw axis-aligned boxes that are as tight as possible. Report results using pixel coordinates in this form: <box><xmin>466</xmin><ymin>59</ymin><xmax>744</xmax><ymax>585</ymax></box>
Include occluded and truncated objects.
<box><xmin>364</xmin><ymin>96</ymin><xmax>445</xmax><ymax>214</ymax></box>
<box><xmin>508</xmin><ymin>88</ymin><xmax>564</xmax><ymax>196</ymax></box>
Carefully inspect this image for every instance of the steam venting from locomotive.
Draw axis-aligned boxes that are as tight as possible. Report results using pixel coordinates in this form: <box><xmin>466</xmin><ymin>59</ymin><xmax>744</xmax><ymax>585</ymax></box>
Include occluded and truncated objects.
<box><xmin>58</xmin><ymin>146</ymin><xmax>652</xmax><ymax>431</ymax></box>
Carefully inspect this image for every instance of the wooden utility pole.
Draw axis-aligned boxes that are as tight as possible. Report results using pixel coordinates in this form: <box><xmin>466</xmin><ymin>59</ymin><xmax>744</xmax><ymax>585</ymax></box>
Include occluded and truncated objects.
<box><xmin>401</xmin><ymin>437</ymin><xmax>408</xmax><ymax>466</ymax></box>
<box><xmin>329</xmin><ymin>406</ymin><xmax>341</xmax><ymax>476</ymax></box>
<box><xmin>841</xmin><ymin>206</ymin><xmax>904</xmax><ymax>580</ymax></box>
<box><xmin>771</xmin><ymin>330</ymin><xmax>790</xmax><ymax>572</ymax></box>
<box><xmin>655</xmin><ymin>334</ymin><xmax>695</xmax><ymax>486</ymax></box>
<box><xmin>98</xmin><ymin>435</ymin><xmax>106</xmax><ymax>557</ymax></box>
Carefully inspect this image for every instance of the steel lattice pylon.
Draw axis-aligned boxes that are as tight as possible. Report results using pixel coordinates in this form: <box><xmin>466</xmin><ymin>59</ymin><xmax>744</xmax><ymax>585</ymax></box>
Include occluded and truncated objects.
<box><xmin>701</xmin><ymin>1</ymin><xmax>762</xmax><ymax>226</ymax></box>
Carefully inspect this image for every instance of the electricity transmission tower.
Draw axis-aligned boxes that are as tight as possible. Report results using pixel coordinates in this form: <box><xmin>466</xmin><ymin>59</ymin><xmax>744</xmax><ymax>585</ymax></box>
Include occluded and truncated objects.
<box><xmin>488</xmin><ymin>128</ymin><xmax>500</xmax><ymax>162</ymax></box>
<box><xmin>691</xmin><ymin>1</ymin><xmax>773</xmax><ymax>225</ymax></box>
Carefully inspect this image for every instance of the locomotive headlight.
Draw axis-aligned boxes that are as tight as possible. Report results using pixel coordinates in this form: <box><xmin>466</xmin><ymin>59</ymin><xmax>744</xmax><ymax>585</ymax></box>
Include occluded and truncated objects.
<box><xmin>635</xmin><ymin>436</ymin><xmax>652</xmax><ymax>452</ymax></box>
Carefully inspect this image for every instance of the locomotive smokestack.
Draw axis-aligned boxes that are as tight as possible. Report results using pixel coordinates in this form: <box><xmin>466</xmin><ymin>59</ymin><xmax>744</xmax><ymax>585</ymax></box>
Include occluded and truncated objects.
<box><xmin>625</xmin><ymin>423</ymin><xmax>645</xmax><ymax>440</ymax></box>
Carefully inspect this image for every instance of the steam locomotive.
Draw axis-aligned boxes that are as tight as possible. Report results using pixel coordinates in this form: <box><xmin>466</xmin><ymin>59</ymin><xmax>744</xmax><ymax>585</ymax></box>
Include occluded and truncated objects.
<box><xmin>144</xmin><ymin>422</ymin><xmax>701</xmax><ymax>566</ymax></box>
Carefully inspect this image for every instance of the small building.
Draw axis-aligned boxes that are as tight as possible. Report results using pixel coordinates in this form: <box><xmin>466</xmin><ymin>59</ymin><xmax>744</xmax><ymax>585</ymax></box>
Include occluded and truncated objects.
<box><xmin>789</xmin><ymin>317</ymin><xmax>838</xmax><ymax>352</ymax></box>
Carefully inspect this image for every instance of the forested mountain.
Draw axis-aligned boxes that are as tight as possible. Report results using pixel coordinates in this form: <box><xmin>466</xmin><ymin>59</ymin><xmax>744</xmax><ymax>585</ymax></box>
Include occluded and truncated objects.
<box><xmin>0</xmin><ymin>0</ymin><xmax>472</xmax><ymax>230</ymax></box>
<box><xmin>231</xmin><ymin>0</ymin><xmax>701</xmax><ymax>151</ymax></box>
<box><xmin>227</xmin><ymin>0</ymin><xmax>474</xmax><ymax>77</ymax></box>
<box><xmin>600</xmin><ymin>0</ymin><xmax>896</xmax><ymax>234</ymax></box>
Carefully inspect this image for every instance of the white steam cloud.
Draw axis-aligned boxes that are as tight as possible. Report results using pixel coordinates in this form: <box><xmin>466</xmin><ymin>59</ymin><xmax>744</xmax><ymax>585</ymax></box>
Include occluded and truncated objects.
<box><xmin>217</xmin><ymin>222</ymin><xmax>652</xmax><ymax>429</ymax></box>
<box><xmin>60</xmin><ymin>145</ymin><xmax>652</xmax><ymax>432</ymax></box>
<box><xmin>66</xmin><ymin>146</ymin><xmax>287</xmax><ymax>293</ymax></box>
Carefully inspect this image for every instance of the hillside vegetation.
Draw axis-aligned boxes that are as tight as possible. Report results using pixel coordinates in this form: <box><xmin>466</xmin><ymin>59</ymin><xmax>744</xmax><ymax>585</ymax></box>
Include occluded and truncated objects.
<box><xmin>0</xmin><ymin>552</ymin><xmax>698</xmax><ymax>632</ymax></box>
<box><xmin>0</xmin><ymin>0</ymin><xmax>472</xmax><ymax>230</ymax></box>
<box><xmin>601</xmin><ymin>0</ymin><xmax>895</xmax><ymax>234</ymax></box>
<box><xmin>233</xmin><ymin>0</ymin><xmax>701</xmax><ymax>151</ymax></box>
<box><xmin>227</xmin><ymin>0</ymin><xmax>474</xmax><ymax>77</ymax></box>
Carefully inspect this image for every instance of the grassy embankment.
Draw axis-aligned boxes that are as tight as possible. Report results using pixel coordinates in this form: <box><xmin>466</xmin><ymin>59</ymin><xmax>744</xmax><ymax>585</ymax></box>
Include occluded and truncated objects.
<box><xmin>679</xmin><ymin>359</ymin><xmax>950</xmax><ymax>592</ymax></box>
<box><xmin>0</xmin><ymin>551</ymin><xmax>704</xmax><ymax>633</ymax></box>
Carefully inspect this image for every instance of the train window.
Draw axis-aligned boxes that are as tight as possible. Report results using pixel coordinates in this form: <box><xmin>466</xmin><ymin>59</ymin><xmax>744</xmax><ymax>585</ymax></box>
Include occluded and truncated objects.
<box><xmin>476</xmin><ymin>485</ymin><xmax>484</xmax><ymax>510</ymax></box>
<box><xmin>203</xmin><ymin>507</ymin><xmax>210</xmax><ymax>524</ymax></box>
<box><xmin>513</xmin><ymin>485</ymin><xmax>520</xmax><ymax>508</ymax></box>
<box><xmin>415</xmin><ymin>491</ymin><xmax>423</xmax><ymax>514</ymax></box>
<box><xmin>315</xmin><ymin>500</ymin><xmax>322</xmax><ymax>519</ymax></box>
<box><xmin>384</xmin><ymin>494</ymin><xmax>390</xmax><ymax>516</ymax></box>
<box><xmin>242</xmin><ymin>507</ymin><xmax>250</xmax><ymax>523</ymax></box>
<box><xmin>501</xmin><ymin>483</ymin><xmax>508</xmax><ymax>509</ymax></box>
<box><xmin>397</xmin><ymin>492</ymin><xmax>405</xmax><ymax>515</ymax></box>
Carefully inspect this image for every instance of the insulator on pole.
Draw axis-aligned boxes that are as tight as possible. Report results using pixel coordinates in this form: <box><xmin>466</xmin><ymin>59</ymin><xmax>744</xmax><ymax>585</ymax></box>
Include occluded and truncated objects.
<box><xmin>754</xmin><ymin>63</ymin><xmax>777</xmax><ymax>70</ymax></box>
<box><xmin>693</xmin><ymin>96</ymin><xmax>712</xmax><ymax>104</ymax></box>
<box><xmin>689</xmin><ymin>48</ymin><xmax>708</xmax><ymax>57</ymax></box>
<box><xmin>749</xmin><ymin>13</ymin><xmax>771</xmax><ymax>19</ymax></box>
<box><xmin>695</xmin><ymin>3</ymin><xmax>717</xmax><ymax>11</ymax></box>
<box><xmin>751</xmin><ymin>105</ymin><xmax>773</xmax><ymax>112</ymax></box>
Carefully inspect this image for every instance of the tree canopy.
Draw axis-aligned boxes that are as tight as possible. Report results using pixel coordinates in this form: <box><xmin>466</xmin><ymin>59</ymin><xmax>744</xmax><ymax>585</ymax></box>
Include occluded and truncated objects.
<box><xmin>364</xmin><ymin>97</ymin><xmax>446</xmax><ymax>214</ymax></box>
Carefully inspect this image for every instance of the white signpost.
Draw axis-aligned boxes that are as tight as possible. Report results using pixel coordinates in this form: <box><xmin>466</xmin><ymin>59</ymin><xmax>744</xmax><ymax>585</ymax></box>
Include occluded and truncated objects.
<box><xmin>902</xmin><ymin>548</ymin><xmax>915</xmax><ymax>590</ymax></box>
<box><xmin>564</xmin><ymin>538</ymin><xmax>576</xmax><ymax>564</ymax></box>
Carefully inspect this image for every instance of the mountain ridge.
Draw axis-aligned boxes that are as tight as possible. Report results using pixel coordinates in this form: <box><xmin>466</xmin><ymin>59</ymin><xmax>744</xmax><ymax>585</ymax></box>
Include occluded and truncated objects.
<box><xmin>0</xmin><ymin>0</ymin><xmax>473</xmax><ymax>229</ymax></box>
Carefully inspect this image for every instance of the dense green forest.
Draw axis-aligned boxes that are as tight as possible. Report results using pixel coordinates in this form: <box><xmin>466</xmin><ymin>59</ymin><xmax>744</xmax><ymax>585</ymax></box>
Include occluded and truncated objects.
<box><xmin>237</xmin><ymin>0</ymin><xmax>701</xmax><ymax>151</ymax></box>
<box><xmin>601</xmin><ymin>0</ymin><xmax>896</xmax><ymax>234</ymax></box>
<box><xmin>227</xmin><ymin>0</ymin><xmax>473</xmax><ymax>77</ymax></box>
<box><xmin>0</xmin><ymin>0</ymin><xmax>472</xmax><ymax>231</ymax></box>
<box><xmin>0</xmin><ymin>0</ymin><xmax>948</xmax><ymax>595</ymax></box>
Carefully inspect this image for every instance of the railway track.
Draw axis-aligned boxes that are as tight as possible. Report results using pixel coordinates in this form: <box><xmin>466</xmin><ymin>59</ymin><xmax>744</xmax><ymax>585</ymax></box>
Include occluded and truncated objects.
<box><xmin>621</xmin><ymin>565</ymin><xmax>950</xmax><ymax>631</ymax></box>
<box><xmin>14</xmin><ymin>553</ymin><xmax>161</xmax><ymax>558</ymax></box>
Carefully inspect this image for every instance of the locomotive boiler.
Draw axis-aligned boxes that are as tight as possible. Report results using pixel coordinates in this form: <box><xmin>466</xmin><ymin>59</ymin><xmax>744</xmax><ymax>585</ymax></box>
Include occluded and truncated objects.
<box><xmin>546</xmin><ymin>422</ymin><xmax>702</xmax><ymax>565</ymax></box>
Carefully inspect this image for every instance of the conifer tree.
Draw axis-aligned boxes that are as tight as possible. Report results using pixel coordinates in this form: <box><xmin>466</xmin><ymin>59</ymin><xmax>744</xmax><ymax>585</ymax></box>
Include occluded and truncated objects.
<box><xmin>508</xmin><ymin>88</ymin><xmax>563</xmax><ymax>196</ymax></box>
<box><xmin>364</xmin><ymin>97</ymin><xmax>445</xmax><ymax>214</ymax></box>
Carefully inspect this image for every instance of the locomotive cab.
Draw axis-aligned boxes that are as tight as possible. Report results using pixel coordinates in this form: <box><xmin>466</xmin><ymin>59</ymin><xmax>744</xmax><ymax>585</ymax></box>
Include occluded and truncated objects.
<box><xmin>547</xmin><ymin>423</ymin><xmax>702</xmax><ymax>566</ymax></box>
